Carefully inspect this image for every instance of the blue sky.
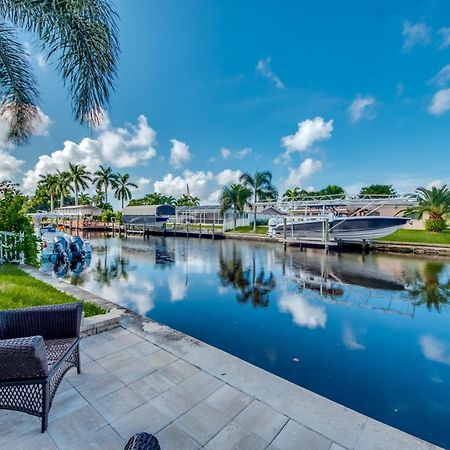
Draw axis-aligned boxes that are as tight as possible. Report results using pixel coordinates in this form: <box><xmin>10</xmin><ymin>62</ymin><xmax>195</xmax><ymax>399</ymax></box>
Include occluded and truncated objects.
<box><xmin>3</xmin><ymin>0</ymin><xmax>450</xmax><ymax>203</ymax></box>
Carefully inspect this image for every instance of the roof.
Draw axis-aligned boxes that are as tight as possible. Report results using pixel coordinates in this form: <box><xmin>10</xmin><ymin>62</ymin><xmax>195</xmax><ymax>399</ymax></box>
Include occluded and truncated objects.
<box><xmin>53</xmin><ymin>205</ymin><xmax>102</xmax><ymax>215</ymax></box>
<box><xmin>260</xmin><ymin>206</ymin><xmax>285</xmax><ymax>216</ymax></box>
<box><xmin>122</xmin><ymin>204</ymin><xmax>176</xmax><ymax>216</ymax></box>
<box><xmin>176</xmin><ymin>205</ymin><xmax>222</xmax><ymax>213</ymax></box>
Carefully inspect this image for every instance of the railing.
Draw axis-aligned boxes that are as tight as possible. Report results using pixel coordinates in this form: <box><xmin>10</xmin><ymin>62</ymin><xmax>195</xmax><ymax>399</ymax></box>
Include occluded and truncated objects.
<box><xmin>0</xmin><ymin>231</ymin><xmax>25</xmax><ymax>264</ymax></box>
<box><xmin>223</xmin><ymin>216</ymin><xmax>250</xmax><ymax>231</ymax></box>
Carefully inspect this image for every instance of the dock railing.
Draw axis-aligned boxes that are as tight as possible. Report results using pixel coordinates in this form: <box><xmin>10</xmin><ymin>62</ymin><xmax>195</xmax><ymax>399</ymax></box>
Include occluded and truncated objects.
<box><xmin>0</xmin><ymin>231</ymin><xmax>25</xmax><ymax>264</ymax></box>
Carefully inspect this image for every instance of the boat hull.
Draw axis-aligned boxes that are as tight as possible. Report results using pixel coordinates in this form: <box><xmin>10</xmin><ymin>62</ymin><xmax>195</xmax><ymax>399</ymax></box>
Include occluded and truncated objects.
<box><xmin>272</xmin><ymin>217</ymin><xmax>409</xmax><ymax>242</ymax></box>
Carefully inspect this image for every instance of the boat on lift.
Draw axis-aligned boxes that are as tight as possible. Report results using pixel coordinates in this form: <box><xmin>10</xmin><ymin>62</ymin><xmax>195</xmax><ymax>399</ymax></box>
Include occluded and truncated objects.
<box><xmin>268</xmin><ymin>214</ymin><xmax>410</xmax><ymax>242</ymax></box>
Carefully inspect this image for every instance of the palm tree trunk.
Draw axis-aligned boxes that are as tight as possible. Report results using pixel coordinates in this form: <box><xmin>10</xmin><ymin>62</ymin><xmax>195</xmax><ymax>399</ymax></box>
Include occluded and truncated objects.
<box><xmin>50</xmin><ymin>194</ymin><xmax>54</xmax><ymax>212</ymax></box>
<box><xmin>75</xmin><ymin>185</ymin><xmax>79</xmax><ymax>206</ymax></box>
<box><xmin>122</xmin><ymin>197</ymin><xmax>124</xmax><ymax>209</ymax></box>
<box><xmin>60</xmin><ymin>193</ymin><xmax>64</xmax><ymax>208</ymax></box>
<box><xmin>233</xmin><ymin>209</ymin><xmax>237</xmax><ymax>230</ymax></box>
<box><xmin>253</xmin><ymin>192</ymin><xmax>257</xmax><ymax>232</ymax></box>
<box><xmin>105</xmin><ymin>185</ymin><xmax>108</xmax><ymax>204</ymax></box>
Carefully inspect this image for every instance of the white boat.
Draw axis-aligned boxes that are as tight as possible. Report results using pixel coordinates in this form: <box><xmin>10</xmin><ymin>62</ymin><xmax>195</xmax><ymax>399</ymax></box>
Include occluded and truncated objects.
<box><xmin>268</xmin><ymin>215</ymin><xmax>410</xmax><ymax>242</ymax></box>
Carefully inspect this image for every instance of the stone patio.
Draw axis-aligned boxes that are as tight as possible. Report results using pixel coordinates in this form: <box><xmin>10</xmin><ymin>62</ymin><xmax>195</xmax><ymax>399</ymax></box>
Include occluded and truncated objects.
<box><xmin>0</xmin><ymin>267</ymin><xmax>442</xmax><ymax>449</ymax></box>
<box><xmin>0</xmin><ymin>318</ymin><xmax>441</xmax><ymax>450</ymax></box>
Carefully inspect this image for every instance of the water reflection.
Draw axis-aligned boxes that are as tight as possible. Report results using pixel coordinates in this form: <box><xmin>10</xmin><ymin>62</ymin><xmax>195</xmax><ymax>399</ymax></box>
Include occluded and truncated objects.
<box><xmin>408</xmin><ymin>262</ymin><xmax>450</xmax><ymax>312</ymax></box>
<box><xmin>218</xmin><ymin>244</ymin><xmax>276</xmax><ymax>307</ymax></box>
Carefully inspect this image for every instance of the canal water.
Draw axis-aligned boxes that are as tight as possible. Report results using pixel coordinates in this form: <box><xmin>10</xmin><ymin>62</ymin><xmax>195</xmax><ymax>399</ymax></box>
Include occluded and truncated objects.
<box><xmin>44</xmin><ymin>235</ymin><xmax>450</xmax><ymax>447</ymax></box>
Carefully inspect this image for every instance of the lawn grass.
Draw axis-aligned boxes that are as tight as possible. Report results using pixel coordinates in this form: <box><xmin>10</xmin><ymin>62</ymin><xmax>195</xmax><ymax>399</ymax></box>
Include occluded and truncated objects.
<box><xmin>0</xmin><ymin>264</ymin><xmax>105</xmax><ymax>317</ymax></box>
<box><xmin>230</xmin><ymin>225</ymin><xmax>269</xmax><ymax>235</ymax></box>
<box><xmin>376</xmin><ymin>229</ymin><xmax>450</xmax><ymax>245</ymax></box>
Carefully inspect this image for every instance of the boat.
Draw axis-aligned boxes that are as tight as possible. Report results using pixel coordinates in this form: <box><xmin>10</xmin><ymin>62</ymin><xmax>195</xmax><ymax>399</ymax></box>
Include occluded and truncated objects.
<box><xmin>268</xmin><ymin>215</ymin><xmax>410</xmax><ymax>242</ymax></box>
<box><xmin>39</xmin><ymin>226</ymin><xmax>92</xmax><ymax>262</ymax></box>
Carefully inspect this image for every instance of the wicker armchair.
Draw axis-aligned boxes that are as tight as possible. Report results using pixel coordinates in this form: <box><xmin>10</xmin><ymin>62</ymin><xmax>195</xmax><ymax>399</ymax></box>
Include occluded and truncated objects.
<box><xmin>0</xmin><ymin>302</ymin><xmax>83</xmax><ymax>432</ymax></box>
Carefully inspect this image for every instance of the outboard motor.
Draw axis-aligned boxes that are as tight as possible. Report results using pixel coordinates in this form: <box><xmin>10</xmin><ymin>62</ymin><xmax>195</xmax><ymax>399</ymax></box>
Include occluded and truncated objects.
<box><xmin>268</xmin><ymin>218</ymin><xmax>282</xmax><ymax>237</ymax></box>
<box><xmin>53</xmin><ymin>235</ymin><xmax>68</xmax><ymax>257</ymax></box>
<box><xmin>69</xmin><ymin>236</ymin><xmax>85</xmax><ymax>258</ymax></box>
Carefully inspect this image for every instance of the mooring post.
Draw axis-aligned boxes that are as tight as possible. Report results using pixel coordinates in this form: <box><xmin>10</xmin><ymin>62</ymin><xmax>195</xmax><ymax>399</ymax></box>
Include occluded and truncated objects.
<box><xmin>283</xmin><ymin>217</ymin><xmax>287</xmax><ymax>249</ymax></box>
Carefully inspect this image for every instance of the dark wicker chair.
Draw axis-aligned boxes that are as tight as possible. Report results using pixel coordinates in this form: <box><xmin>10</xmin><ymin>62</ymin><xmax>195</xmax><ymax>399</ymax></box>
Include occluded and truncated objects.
<box><xmin>0</xmin><ymin>302</ymin><xmax>83</xmax><ymax>432</ymax></box>
<box><xmin>124</xmin><ymin>433</ymin><xmax>161</xmax><ymax>450</ymax></box>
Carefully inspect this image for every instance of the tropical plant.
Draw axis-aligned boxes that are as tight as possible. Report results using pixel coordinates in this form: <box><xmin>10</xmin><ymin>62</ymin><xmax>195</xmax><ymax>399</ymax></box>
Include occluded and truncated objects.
<box><xmin>176</xmin><ymin>194</ymin><xmax>200</xmax><ymax>207</ymax></box>
<box><xmin>68</xmin><ymin>163</ymin><xmax>91</xmax><ymax>205</ymax></box>
<box><xmin>78</xmin><ymin>192</ymin><xmax>91</xmax><ymax>206</ymax></box>
<box><xmin>404</xmin><ymin>185</ymin><xmax>450</xmax><ymax>232</ymax></box>
<box><xmin>282</xmin><ymin>187</ymin><xmax>302</xmax><ymax>201</ymax></box>
<box><xmin>0</xmin><ymin>0</ymin><xmax>119</xmax><ymax>144</ymax></box>
<box><xmin>93</xmin><ymin>165</ymin><xmax>117</xmax><ymax>204</ymax></box>
<box><xmin>128</xmin><ymin>192</ymin><xmax>176</xmax><ymax>206</ymax></box>
<box><xmin>55</xmin><ymin>170</ymin><xmax>71</xmax><ymax>207</ymax></box>
<box><xmin>220</xmin><ymin>183</ymin><xmax>251</xmax><ymax>229</ymax></box>
<box><xmin>359</xmin><ymin>184</ymin><xmax>396</xmax><ymax>198</ymax></box>
<box><xmin>318</xmin><ymin>185</ymin><xmax>345</xmax><ymax>198</ymax></box>
<box><xmin>240</xmin><ymin>171</ymin><xmax>278</xmax><ymax>231</ymax></box>
<box><xmin>38</xmin><ymin>174</ymin><xmax>59</xmax><ymax>211</ymax></box>
<box><xmin>114</xmin><ymin>173</ymin><xmax>137</xmax><ymax>208</ymax></box>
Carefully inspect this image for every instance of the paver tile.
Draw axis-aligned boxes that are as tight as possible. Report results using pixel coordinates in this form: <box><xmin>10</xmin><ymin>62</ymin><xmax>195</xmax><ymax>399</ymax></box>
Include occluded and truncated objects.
<box><xmin>236</xmin><ymin>399</ymin><xmax>288</xmax><ymax>443</ymax></box>
<box><xmin>204</xmin><ymin>421</ymin><xmax>267</xmax><ymax>450</ymax></box>
<box><xmin>66</xmin><ymin>360</ymin><xmax>107</xmax><ymax>387</ymax></box>
<box><xmin>205</xmin><ymin>384</ymin><xmax>253</xmax><ymax>419</ymax></box>
<box><xmin>150</xmin><ymin>385</ymin><xmax>199</xmax><ymax>421</ymax></box>
<box><xmin>76</xmin><ymin>373</ymin><xmax>124</xmax><ymax>402</ymax></box>
<box><xmin>96</xmin><ymin>349</ymin><xmax>138</xmax><ymax>372</ymax></box>
<box><xmin>0</xmin><ymin>411</ymin><xmax>40</xmax><ymax>446</ymax></box>
<box><xmin>49</xmin><ymin>387</ymin><xmax>88</xmax><ymax>421</ymax></box>
<box><xmin>269</xmin><ymin>420</ymin><xmax>331</xmax><ymax>450</ymax></box>
<box><xmin>0</xmin><ymin>430</ymin><xmax>57</xmax><ymax>450</ymax></box>
<box><xmin>156</xmin><ymin>424</ymin><xmax>201</xmax><ymax>450</ymax></box>
<box><xmin>175</xmin><ymin>401</ymin><xmax>229</xmax><ymax>445</ymax></box>
<box><xmin>157</xmin><ymin>359</ymin><xmax>199</xmax><ymax>384</ymax></box>
<box><xmin>128</xmin><ymin>371</ymin><xmax>176</xmax><ymax>401</ymax></box>
<box><xmin>179</xmin><ymin>371</ymin><xmax>224</xmax><ymax>402</ymax></box>
<box><xmin>64</xmin><ymin>425</ymin><xmax>125</xmax><ymax>450</ymax></box>
<box><xmin>92</xmin><ymin>386</ymin><xmax>145</xmax><ymax>422</ymax></box>
<box><xmin>126</xmin><ymin>340</ymin><xmax>159</xmax><ymax>357</ymax></box>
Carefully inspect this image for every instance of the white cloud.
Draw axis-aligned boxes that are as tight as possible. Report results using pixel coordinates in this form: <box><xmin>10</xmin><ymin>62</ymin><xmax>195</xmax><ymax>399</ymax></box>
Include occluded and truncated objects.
<box><xmin>348</xmin><ymin>96</ymin><xmax>376</xmax><ymax>123</ymax></box>
<box><xmin>426</xmin><ymin>179</ymin><xmax>444</xmax><ymax>189</ymax></box>
<box><xmin>419</xmin><ymin>335</ymin><xmax>450</xmax><ymax>365</ymax></box>
<box><xmin>278</xmin><ymin>292</ymin><xmax>326</xmax><ymax>329</ymax></box>
<box><xmin>220</xmin><ymin>148</ymin><xmax>231</xmax><ymax>159</ymax></box>
<box><xmin>438</xmin><ymin>27</ymin><xmax>450</xmax><ymax>49</ymax></box>
<box><xmin>430</xmin><ymin>64</ymin><xmax>450</xmax><ymax>87</ymax></box>
<box><xmin>428</xmin><ymin>89</ymin><xmax>450</xmax><ymax>115</ymax></box>
<box><xmin>169</xmin><ymin>139</ymin><xmax>191</xmax><ymax>168</ymax></box>
<box><xmin>402</xmin><ymin>21</ymin><xmax>431</xmax><ymax>52</ymax></box>
<box><xmin>285</xmin><ymin>158</ymin><xmax>322</xmax><ymax>189</ymax></box>
<box><xmin>24</xmin><ymin>42</ymin><xmax>47</xmax><ymax>70</ymax></box>
<box><xmin>154</xmin><ymin>170</ymin><xmax>214</xmax><ymax>200</ymax></box>
<box><xmin>216</xmin><ymin>169</ymin><xmax>242</xmax><ymax>185</ymax></box>
<box><xmin>256</xmin><ymin>57</ymin><xmax>284</xmax><ymax>89</ymax></box>
<box><xmin>342</xmin><ymin>323</ymin><xmax>365</xmax><ymax>350</ymax></box>
<box><xmin>236</xmin><ymin>148</ymin><xmax>252</xmax><ymax>159</ymax></box>
<box><xmin>135</xmin><ymin>177</ymin><xmax>151</xmax><ymax>192</ymax></box>
<box><xmin>22</xmin><ymin>115</ymin><xmax>157</xmax><ymax>193</ymax></box>
<box><xmin>168</xmin><ymin>273</ymin><xmax>187</xmax><ymax>302</ymax></box>
<box><xmin>281</xmin><ymin>117</ymin><xmax>333</xmax><ymax>156</ymax></box>
<box><xmin>0</xmin><ymin>149</ymin><xmax>25</xmax><ymax>181</ymax></box>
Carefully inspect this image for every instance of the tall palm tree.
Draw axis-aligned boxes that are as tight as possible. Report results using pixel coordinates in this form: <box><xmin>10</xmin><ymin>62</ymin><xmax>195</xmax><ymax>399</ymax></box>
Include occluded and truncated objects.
<box><xmin>68</xmin><ymin>163</ymin><xmax>92</xmax><ymax>205</ymax></box>
<box><xmin>0</xmin><ymin>1</ymin><xmax>119</xmax><ymax>144</ymax></box>
<box><xmin>93</xmin><ymin>165</ymin><xmax>117</xmax><ymax>204</ymax></box>
<box><xmin>55</xmin><ymin>170</ymin><xmax>71</xmax><ymax>208</ymax></box>
<box><xmin>283</xmin><ymin>187</ymin><xmax>302</xmax><ymax>201</ymax></box>
<box><xmin>38</xmin><ymin>173</ymin><xmax>59</xmax><ymax>211</ymax></box>
<box><xmin>220</xmin><ymin>183</ymin><xmax>251</xmax><ymax>230</ymax></box>
<box><xmin>405</xmin><ymin>185</ymin><xmax>450</xmax><ymax>232</ymax></box>
<box><xmin>240</xmin><ymin>171</ymin><xmax>278</xmax><ymax>231</ymax></box>
<box><xmin>78</xmin><ymin>192</ymin><xmax>91</xmax><ymax>205</ymax></box>
<box><xmin>114</xmin><ymin>173</ymin><xmax>137</xmax><ymax>208</ymax></box>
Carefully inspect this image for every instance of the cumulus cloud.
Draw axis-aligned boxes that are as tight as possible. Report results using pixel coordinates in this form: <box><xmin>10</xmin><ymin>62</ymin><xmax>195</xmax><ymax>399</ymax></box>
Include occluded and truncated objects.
<box><xmin>348</xmin><ymin>96</ymin><xmax>376</xmax><ymax>123</ymax></box>
<box><xmin>169</xmin><ymin>139</ymin><xmax>191</xmax><ymax>168</ymax></box>
<box><xmin>285</xmin><ymin>158</ymin><xmax>322</xmax><ymax>189</ymax></box>
<box><xmin>278</xmin><ymin>292</ymin><xmax>326</xmax><ymax>329</ymax></box>
<box><xmin>428</xmin><ymin>89</ymin><xmax>450</xmax><ymax>115</ymax></box>
<box><xmin>168</xmin><ymin>273</ymin><xmax>187</xmax><ymax>302</ymax></box>
<box><xmin>216</xmin><ymin>169</ymin><xmax>242</xmax><ymax>185</ymax></box>
<box><xmin>0</xmin><ymin>150</ymin><xmax>25</xmax><ymax>181</ymax></box>
<box><xmin>426</xmin><ymin>179</ymin><xmax>444</xmax><ymax>189</ymax></box>
<box><xmin>22</xmin><ymin>114</ymin><xmax>157</xmax><ymax>193</ymax></box>
<box><xmin>419</xmin><ymin>335</ymin><xmax>450</xmax><ymax>365</ymax></box>
<box><xmin>220</xmin><ymin>148</ymin><xmax>231</xmax><ymax>159</ymax></box>
<box><xmin>281</xmin><ymin>117</ymin><xmax>333</xmax><ymax>157</ymax></box>
<box><xmin>342</xmin><ymin>323</ymin><xmax>365</xmax><ymax>350</ymax></box>
<box><xmin>256</xmin><ymin>57</ymin><xmax>284</xmax><ymax>89</ymax></box>
<box><xmin>135</xmin><ymin>177</ymin><xmax>152</xmax><ymax>192</ymax></box>
<box><xmin>430</xmin><ymin>64</ymin><xmax>450</xmax><ymax>87</ymax></box>
<box><xmin>24</xmin><ymin>42</ymin><xmax>47</xmax><ymax>70</ymax></box>
<box><xmin>236</xmin><ymin>148</ymin><xmax>252</xmax><ymax>159</ymax></box>
<box><xmin>402</xmin><ymin>20</ymin><xmax>431</xmax><ymax>52</ymax></box>
<box><xmin>438</xmin><ymin>27</ymin><xmax>450</xmax><ymax>49</ymax></box>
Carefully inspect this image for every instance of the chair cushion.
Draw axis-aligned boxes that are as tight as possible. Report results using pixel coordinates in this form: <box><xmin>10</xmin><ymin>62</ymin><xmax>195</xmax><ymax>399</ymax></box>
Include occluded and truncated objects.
<box><xmin>44</xmin><ymin>338</ymin><xmax>77</xmax><ymax>370</ymax></box>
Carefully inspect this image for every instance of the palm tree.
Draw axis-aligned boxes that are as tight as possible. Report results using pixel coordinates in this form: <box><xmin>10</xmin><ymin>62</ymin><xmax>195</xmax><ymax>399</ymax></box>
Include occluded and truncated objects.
<box><xmin>405</xmin><ymin>185</ymin><xmax>450</xmax><ymax>232</ymax></box>
<box><xmin>38</xmin><ymin>173</ymin><xmax>59</xmax><ymax>211</ymax></box>
<box><xmin>114</xmin><ymin>173</ymin><xmax>137</xmax><ymax>208</ymax></box>
<box><xmin>78</xmin><ymin>192</ymin><xmax>91</xmax><ymax>206</ymax></box>
<box><xmin>68</xmin><ymin>163</ymin><xmax>92</xmax><ymax>206</ymax></box>
<box><xmin>220</xmin><ymin>183</ymin><xmax>251</xmax><ymax>230</ymax></box>
<box><xmin>55</xmin><ymin>170</ymin><xmax>71</xmax><ymax>208</ymax></box>
<box><xmin>359</xmin><ymin>184</ymin><xmax>397</xmax><ymax>198</ymax></box>
<box><xmin>176</xmin><ymin>194</ymin><xmax>200</xmax><ymax>206</ymax></box>
<box><xmin>93</xmin><ymin>165</ymin><xmax>117</xmax><ymax>204</ymax></box>
<box><xmin>240</xmin><ymin>171</ymin><xmax>278</xmax><ymax>231</ymax></box>
<box><xmin>0</xmin><ymin>1</ymin><xmax>119</xmax><ymax>144</ymax></box>
<box><xmin>283</xmin><ymin>187</ymin><xmax>302</xmax><ymax>201</ymax></box>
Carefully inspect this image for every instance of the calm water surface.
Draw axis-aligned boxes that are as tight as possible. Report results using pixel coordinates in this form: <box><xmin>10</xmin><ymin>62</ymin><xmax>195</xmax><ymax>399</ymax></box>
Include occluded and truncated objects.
<box><xmin>45</xmin><ymin>235</ymin><xmax>450</xmax><ymax>447</ymax></box>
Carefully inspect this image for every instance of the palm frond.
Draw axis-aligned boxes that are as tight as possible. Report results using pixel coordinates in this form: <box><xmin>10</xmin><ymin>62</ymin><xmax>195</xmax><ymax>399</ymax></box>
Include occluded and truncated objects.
<box><xmin>1</xmin><ymin>0</ymin><xmax>119</xmax><ymax>127</ymax></box>
<box><xmin>0</xmin><ymin>21</ymin><xmax>40</xmax><ymax>143</ymax></box>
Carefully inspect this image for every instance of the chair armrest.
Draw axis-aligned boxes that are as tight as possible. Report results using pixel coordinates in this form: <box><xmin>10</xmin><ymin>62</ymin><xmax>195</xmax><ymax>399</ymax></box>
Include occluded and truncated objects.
<box><xmin>0</xmin><ymin>336</ymin><xmax>48</xmax><ymax>381</ymax></box>
<box><xmin>0</xmin><ymin>302</ymin><xmax>83</xmax><ymax>340</ymax></box>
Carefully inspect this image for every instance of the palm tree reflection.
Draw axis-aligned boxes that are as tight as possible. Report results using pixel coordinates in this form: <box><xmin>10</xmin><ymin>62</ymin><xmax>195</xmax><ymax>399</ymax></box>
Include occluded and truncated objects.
<box><xmin>408</xmin><ymin>261</ymin><xmax>450</xmax><ymax>312</ymax></box>
<box><xmin>218</xmin><ymin>245</ymin><xmax>276</xmax><ymax>307</ymax></box>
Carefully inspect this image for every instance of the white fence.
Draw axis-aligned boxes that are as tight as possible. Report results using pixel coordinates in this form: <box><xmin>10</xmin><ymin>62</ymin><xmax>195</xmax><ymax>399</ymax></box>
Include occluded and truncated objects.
<box><xmin>223</xmin><ymin>215</ymin><xmax>250</xmax><ymax>232</ymax></box>
<box><xmin>0</xmin><ymin>231</ymin><xmax>25</xmax><ymax>264</ymax></box>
